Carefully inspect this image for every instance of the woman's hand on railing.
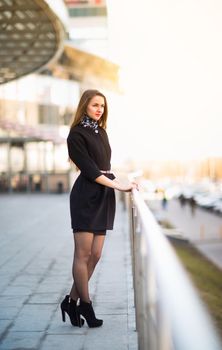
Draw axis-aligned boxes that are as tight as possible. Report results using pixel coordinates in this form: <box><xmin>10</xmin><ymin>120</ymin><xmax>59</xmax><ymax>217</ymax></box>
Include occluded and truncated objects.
<box><xmin>95</xmin><ymin>175</ymin><xmax>138</xmax><ymax>191</ymax></box>
<box><xmin>113</xmin><ymin>179</ymin><xmax>139</xmax><ymax>192</ymax></box>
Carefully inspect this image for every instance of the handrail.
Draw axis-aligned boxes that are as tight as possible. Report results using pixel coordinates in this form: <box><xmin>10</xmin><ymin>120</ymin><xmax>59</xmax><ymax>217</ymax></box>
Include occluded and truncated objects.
<box><xmin>129</xmin><ymin>188</ymin><xmax>222</xmax><ymax>350</ymax></box>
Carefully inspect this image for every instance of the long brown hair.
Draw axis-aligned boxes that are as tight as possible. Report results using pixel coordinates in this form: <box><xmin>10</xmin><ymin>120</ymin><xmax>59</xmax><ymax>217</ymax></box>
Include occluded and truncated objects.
<box><xmin>70</xmin><ymin>89</ymin><xmax>108</xmax><ymax>130</ymax></box>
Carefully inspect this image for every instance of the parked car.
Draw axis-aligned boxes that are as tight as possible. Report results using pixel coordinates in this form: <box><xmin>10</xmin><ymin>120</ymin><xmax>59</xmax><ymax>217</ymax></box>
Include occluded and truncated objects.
<box><xmin>194</xmin><ymin>193</ymin><xmax>221</xmax><ymax>209</ymax></box>
<box><xmin>213</xmin><ymin>199</ymin><xmax>222</xmax><ymax>214</ymax></box>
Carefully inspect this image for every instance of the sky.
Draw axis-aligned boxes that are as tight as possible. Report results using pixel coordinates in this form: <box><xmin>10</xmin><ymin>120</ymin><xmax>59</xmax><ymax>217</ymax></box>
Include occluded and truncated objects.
<box><xmin>106</xmin><ymin>0</ymin><xmax>222</xmax><ymax>165</ymax></box>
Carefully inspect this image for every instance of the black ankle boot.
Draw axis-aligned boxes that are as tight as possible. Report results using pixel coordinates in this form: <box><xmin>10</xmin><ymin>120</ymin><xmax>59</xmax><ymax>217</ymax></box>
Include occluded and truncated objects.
<box><xmin>79</xmin><ymin>300</ymin><xmax>103</xmax><ymax>328</ymax></box>
<box><xmin>60</xmin><ymin>295</ymin><xmax>84</xmax><ymax>327</ymax></box>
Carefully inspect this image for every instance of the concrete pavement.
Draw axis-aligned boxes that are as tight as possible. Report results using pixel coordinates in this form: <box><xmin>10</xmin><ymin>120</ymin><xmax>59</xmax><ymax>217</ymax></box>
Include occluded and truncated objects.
<box><xmin>0</xmin><ymin>193</ymin><xmax>138</xmax><ymax>350</ymax></box>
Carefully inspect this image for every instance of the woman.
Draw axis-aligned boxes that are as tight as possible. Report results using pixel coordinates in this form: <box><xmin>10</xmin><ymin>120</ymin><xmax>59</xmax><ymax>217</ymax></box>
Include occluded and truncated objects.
<box><xmin>61</xmin><ymin>89</ymin><xmax>137</xmax><ymax>328</ymax></box>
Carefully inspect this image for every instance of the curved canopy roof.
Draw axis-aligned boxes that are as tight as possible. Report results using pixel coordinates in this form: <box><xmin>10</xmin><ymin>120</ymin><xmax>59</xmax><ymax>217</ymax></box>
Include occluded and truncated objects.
<box><xmin>0</xmin><ymin>0</ymin><xmax>68</xmax><ymax>84</ymax></box>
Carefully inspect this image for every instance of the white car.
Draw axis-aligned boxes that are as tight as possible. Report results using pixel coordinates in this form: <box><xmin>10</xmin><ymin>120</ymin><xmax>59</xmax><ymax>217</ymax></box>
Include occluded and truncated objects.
<box><xmin>213</xmin><ymin>199</ymin><xmax>222</xmax><ymax>213</ymax></box>
<box><xmin>195</xmin><ymin>194</ymin><xmax>222</xmax><ymax>209</ymax></box>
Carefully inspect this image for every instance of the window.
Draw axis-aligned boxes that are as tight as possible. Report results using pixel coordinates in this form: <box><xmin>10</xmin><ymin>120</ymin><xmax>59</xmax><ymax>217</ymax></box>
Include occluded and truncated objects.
<box><xmin>38</xmin><ymin>104</ymin><xmax>59</xmax><ymax>125</ymax></box>
<box><xmin>68</xmin><ymin>6</ymin><xmax>107</xmax><ymax>17</ymax></box>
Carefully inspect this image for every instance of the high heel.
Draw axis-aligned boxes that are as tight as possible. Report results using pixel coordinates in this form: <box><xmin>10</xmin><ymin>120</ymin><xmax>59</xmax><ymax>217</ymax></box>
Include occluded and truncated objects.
<box><xmin>60</xmin><ymin>295</ymin><xmax>84</xmax><ymax>327</ymax></box>
<box><xmin>79</xmin><ymin>300</ymin><xmax>103</xmax><ymax>328</ymax></box>
<box><xmin>61</xmin><ymin>308</ymin><xmax>66</xmax><ymax>322</ymax></box>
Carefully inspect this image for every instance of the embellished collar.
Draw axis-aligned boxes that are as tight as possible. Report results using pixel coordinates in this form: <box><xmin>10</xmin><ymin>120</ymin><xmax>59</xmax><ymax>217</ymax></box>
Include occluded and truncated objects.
<box><xmin>79</xmin><ymin>115</ymin><xmax>99</xmax><ymax>133</ymax></box>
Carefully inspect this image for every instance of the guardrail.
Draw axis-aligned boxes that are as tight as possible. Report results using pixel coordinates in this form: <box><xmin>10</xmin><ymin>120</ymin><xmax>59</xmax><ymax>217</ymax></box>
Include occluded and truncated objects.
<box><xmin>128</xmin><ymin>188</ymin><xmax>222</xmax><ymax>350</ymax></box>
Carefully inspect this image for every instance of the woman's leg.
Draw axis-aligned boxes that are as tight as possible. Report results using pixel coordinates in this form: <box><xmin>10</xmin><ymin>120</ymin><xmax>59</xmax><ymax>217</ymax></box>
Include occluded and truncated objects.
<box><xmin>70</xmin><ymin>233</ymin><xmax>105</xmax><ymax>301</ymax></box>
<box><xmin>87</xmin><ymin>234</ymin><xmax>105</xmax><ymax>279</ymax></box>
<box><xmin>70</xmin><ymin>232</ymin><xmax>94</xmax><ymax>303</ymax></box>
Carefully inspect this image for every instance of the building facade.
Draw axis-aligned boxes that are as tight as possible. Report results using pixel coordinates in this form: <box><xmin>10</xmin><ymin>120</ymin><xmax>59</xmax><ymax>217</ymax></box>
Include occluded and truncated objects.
<box><xmin>0</xmin><ymin>75</ymin><xmax>79</xmax><ymax>192</ymax></box>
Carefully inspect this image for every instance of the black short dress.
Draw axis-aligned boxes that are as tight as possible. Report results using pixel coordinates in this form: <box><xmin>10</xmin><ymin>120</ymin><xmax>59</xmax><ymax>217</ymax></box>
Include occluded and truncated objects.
<box><xmin>67</xmin><ymin>124</ymin><xmax>116</xmax><ymax>234</ymax></box>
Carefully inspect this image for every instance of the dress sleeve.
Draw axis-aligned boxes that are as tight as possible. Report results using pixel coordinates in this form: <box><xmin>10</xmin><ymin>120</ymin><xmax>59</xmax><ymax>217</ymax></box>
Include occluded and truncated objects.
<box><xmin>67</xmin><ymin>132</ymin><xmax>102</xmax><ymax>182</ymax></box>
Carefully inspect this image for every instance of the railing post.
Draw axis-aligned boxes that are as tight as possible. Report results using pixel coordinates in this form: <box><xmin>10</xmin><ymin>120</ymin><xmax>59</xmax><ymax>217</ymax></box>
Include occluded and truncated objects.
<box><xmin>128</xmin><ymin>193</ymin><xmax>137</xmax><ymax>328</ymax></box>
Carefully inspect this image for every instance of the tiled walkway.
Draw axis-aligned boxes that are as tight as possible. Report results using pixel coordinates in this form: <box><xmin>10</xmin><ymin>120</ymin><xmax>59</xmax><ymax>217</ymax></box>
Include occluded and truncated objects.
<box><xmin>0</xmin><ymin>193</ymin><xmax>138</xmax><ymax>350</ymax></box>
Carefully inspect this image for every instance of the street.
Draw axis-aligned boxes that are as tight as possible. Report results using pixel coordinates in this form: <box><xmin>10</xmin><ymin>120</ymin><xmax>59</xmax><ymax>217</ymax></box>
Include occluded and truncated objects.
<box><xmin>147</xmin><ymin>198</ymin><xmax>222</xmax><ymax>269</ymax></box>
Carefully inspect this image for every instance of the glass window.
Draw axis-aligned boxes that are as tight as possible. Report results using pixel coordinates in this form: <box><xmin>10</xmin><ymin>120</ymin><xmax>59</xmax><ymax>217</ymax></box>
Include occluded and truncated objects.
<box><xmin>0</xmin><ymin>144</ymin><xmax>8</xmax><ymax>172</ymax></box>
<box><xmin>45</xmin><ymin>141</ymin><xmax>54</xmax><ymax>172</ymax></box>
<box><xmin>38</xmin><ymin>104</ymin><xmax>59</xmax><ymax>125</ymax></box>
<box><xmin>10</xmin><ymin>144</ymin><xmax>24</xmax><ymax>172</ymax></box>
<box><xmin>54</xmin><ymin>144</ymin><xmax>70</xmax><ymax>171</ymax></box>
<box><xmin>69</xmin><ymin>6</ymin><xmax>107</xmax><ymax>17</ymax></box>
<box><xmin>26</xmin><ymin>142</ymin><xmax>40</xmax><ymax>172</ymax></box>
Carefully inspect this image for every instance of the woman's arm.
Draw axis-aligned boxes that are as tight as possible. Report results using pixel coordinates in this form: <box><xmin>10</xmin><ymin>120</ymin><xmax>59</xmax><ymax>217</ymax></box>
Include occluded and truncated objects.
<box><xmin>95</xmin><ymin>175</ymin><xmax>138</xmax><ymax>192</ymax></box>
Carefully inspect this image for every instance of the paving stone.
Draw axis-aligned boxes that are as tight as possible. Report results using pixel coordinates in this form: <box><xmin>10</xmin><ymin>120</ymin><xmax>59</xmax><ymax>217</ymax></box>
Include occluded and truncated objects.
<box><xmin>0</xmin><ymin>306</ymin><xmax>21</xmax><ymax>320</ymax></box>
<box><xmin>28</xmin><ymin>293</ymin><xmax>61</xmax><ymax>305</ymax></box>
<box><xmin>0</xmin><ymin>295</ymin><xmax>27</xmax><ymax>308</ymax></box>
<box><xmin>128</xmin><ymin>331</ymin><xmax>139</xmax><ymax>350</ymax></box>
<box><xmin>94</xmin><ymin>301</ymin><xmax>127</xmax><ymax>315</ymax></box>
<box><xmin>83</xmin><ymin>315</ymin><xmax>128</xmax><ymax>350</ymax></box>
<box><xmin>0</xmin><ymin>319</ymin><xmax>12</xmax><ymax>338</ymax></box>
<box><xmin>10</xmin><ymin>304</ymin><xmax>56</xmax><ymax>332</ymax></box>
<box><xmin>0</xmin><ymin>331</ymin><xmax>44</xmax><ymax>350</ymax></box>
<box><xmin>35</xmin><ymin>282</ymin><xmax>69</xmax><ymax>294</ymax></box>
<box><xmin>40</xmin><ymin>334</ymin><xmax>84</xmax><ymax>350</ymax></box>
<box><xmin>47</xmin><ymin>310</ymin><xmax>87</xmax><ymax>335</ymax></box>
<box><xmin>1</xmin><ymin>286</ymin><xmax>32</xmax><ymax>296</ymax></box>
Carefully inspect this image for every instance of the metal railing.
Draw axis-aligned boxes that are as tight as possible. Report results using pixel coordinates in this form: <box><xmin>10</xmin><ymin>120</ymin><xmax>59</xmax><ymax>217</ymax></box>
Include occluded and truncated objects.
<box><xmin>128</xmin><ymin>188</ymin><xmax>222</xmax><ymax>350</ymax></box>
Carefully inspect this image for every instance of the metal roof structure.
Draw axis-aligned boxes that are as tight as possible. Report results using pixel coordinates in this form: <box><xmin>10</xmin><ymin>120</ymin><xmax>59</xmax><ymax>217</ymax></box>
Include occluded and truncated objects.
<box><xmin>0</xmin><ymin>0</ymin><xmax>119</xmax><ymax>89</ymax></box>
<box><xmin>0</xmin><ymin>0</ymin><xmax>68</xmax><ymax>84</ymax></box>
